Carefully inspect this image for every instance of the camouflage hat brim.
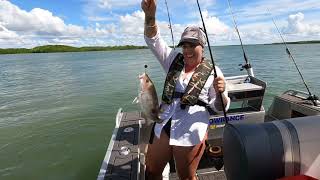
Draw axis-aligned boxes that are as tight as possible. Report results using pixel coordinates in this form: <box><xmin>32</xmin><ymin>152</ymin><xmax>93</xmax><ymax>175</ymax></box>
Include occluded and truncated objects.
<box><xmin>177</xmin><ymin>26</ymin><xmax>206</xmax><ymax>47</ymax></box>
<box><xmin>177</xmin><ymin>38</ymin><xmax>201</xmax><ymax>47</ymax></box>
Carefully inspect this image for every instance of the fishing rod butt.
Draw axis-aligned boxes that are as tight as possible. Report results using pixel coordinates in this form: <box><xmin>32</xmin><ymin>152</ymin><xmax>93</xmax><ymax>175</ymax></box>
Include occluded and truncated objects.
<box><xmin>246</xmin><ymin>66</ymin><xmax>254</xmax><ymax>77</ymax></box>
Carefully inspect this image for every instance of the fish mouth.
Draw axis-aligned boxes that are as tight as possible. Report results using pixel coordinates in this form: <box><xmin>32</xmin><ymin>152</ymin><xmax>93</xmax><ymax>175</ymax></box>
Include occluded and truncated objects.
<box><xmin>138</xmin><ymin>73</ymin><xmax>146</xmax><ymax>91</ymax></box>
<box><xmin>138</xmin><ymin>74</ymin><xmax>144</xmax><ymax>84</ymax></box>
<box><xmin>138</xmin><ymin>73</ymin><xmax>146</xmax><ymax>79</ymax></box>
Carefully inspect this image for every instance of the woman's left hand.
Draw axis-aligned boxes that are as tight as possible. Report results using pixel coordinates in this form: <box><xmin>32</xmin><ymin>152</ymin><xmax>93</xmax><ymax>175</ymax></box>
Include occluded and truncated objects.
<box><xmin>213</xmin><ymin>76</ymin><xmax>226</xmax><ymax>93</ymax></box>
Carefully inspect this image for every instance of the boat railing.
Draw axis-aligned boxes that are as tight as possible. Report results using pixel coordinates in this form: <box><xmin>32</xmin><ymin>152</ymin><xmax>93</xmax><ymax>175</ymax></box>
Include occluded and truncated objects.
<box><xmin>284</xmin><ymin>89</ymin><xmax>314</xmax><ymax>100</ymax></box>
<box><xmin>97</xmin><ymin>108</ymin><xmax>123</xmax><ymax>180</ymax></box>
<box><xmin>115</xmin><ymin>108</ymin><xmax>123</xmax><ymax>127</ymax></box>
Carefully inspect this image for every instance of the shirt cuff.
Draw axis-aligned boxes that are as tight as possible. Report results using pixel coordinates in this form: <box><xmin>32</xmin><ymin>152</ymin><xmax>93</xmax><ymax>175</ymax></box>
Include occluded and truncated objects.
<box><xmin>144</xmin><ymin>26</ymin><xmax>160</xmax><ymax>44</ymax></box>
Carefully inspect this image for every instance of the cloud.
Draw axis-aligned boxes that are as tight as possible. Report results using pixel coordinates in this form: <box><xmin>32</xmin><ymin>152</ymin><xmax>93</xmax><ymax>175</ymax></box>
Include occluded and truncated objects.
<box><xmin>0</xmin><ymin>0</ymin><xmax>147</xmax><ymax>48</ymax></box>
<box><xmin>0</xmin><ymin>1</ymin><xmax>87</xmax><ymax>37</ymax></box>
<box><xmin>221</xmin><ymin>12</ymin><xmax>320</xmax><ymax>44</ymax></box>
<box><xmin>87</xmin><ymin>16</ymin><xmax>115</xmax><ymax>22</ymax></box>
<box><xmin>115</xmin><ymin>10</ymin><xmax>185</xmax><ymax>46</ymax></box>
<box><xmin>231</xmin><ymin>0</ymin><xmax>320</xmax><ymax>23</ymax></box>
<box><xmin>162</xmin><ymin>10</ymin><xmax>232</xmax><ymax>45</ymax></box>
<box><xmin>0</xmin><ymin>0</ymin><xmax>115</xmax><ymax>48</ymax></box>
<box><xmin>98</xmin><ymin>0</ymin><xmax>140</xmax><ymax>9</ymax></box>
<box><xmin>200</xmin><ymin>10</ymin><xmax>230</xmax><ymax>35</ymax></box>
<box><xmin>83</xmin><ymin>0</ymin><xmax>141</xmax><ymax>22</ymax></box>
<box><xmin>285</xmin><ymin>12</ymin><xmax>320</xmax><ymax>35</ymax></box>
<box><xmin>1</xmin><ymin>0</ymin><xmax>320</xmax><ymax>48</ymax></box>
<box><xmin>0</xmin><ymin>24</ymin><xmax>19</xmax><ymax>39</ymax></box>
<box><xmin>119</xmin><ymin>11</ymin><xmax>145</xmax><ymax>34</ymax></box>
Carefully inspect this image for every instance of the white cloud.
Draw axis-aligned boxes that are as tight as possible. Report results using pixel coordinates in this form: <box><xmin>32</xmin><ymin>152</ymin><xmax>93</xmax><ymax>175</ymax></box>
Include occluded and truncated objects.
<box><xmin>162</xmin><ymin>10</ymin><xmax>232</xmax><ymax>45</ymax></box>
<box><xmin>119</xmin><ymin>11</ymin><xmax>145</xmax><ymax>34</ymax></box>
<box><xmin>0</xmin><ymin>0</ymin><xmax>115</xmax><ymax>48</ymax></box>
<box><xmin>51</xmin><ymin>38</ymin><xmax>80</xmax><ymax>45</ymax></box>
<box><xmin>233</xmin><ymin>0</ymin><xmax>320</xmax><ymax>22</ymax></box>
<box><xmin>116</xmin><ymin>10</ymin><xmax>185</xmax><ymax>46</ymax></box>
<box><xmin>98</xmin><ymin>0</ymin><xmax>140</xmax><ymax>9</ymax></box>
<box><xmin>0</xmin><ymin>24</ymin><xmax>19</xmax><ymax>39</ymax></box>
<box><xmin>235</xmin><ymin>22</ymin><xmax>275</xmax><ymax>43</ymax></box>
<box><xmin>1</xmin><ymin>0</ymin><xmax>320</xmax><ymax>48</ymax></box>
<box><xmin>285</xmin><ymin>12</ymin><xmax>320</xmax><ymax>35</ymax></box>
<box><xmin>116</xmin><ymin>10</ymin><xmax>184</xmax><ymax>46</ymax></box>
<box><xmin>0</xmin><ymin>1</ymin><xmax>86</xmax><ymax>36</ymax></box>
<box><xmin>200</xmin><ymin>10</ymin><xmax>230</xmax><ymax>35</ymax></box>
<box><xmin>220</xmin><ymin>12</ymin><xmax>320</xmax><ymax>45</ymax></box>
<box><xmin>83</xmin><ymin>0</ymin><xmax>141</xmax><ymax>22</ymax></box>
<box><xmin>87</xmin><ymin>16</ymin><xmax>114</xmax><ymax>22</ymax></box>
<box><xmin>125</xmin><ymin>9</ymin><xmax>231</xmax><ymax>46</ymax></box>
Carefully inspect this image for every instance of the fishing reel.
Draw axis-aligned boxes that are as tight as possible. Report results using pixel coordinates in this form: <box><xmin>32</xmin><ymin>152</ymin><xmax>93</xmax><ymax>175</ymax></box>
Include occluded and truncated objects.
<box><xmin>238</xmin><ymin>63</ymin><xmax>252</xmax><ymax>71</ymax></box>
<box><xmin>307</xmin><ymin>95</ymin><xmax>319</xmax><ymax>106</ymax></box>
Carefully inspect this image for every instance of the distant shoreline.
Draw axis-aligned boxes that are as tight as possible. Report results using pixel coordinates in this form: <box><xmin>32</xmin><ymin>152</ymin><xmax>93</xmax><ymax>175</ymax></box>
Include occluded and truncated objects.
<box><xmin>1</xmin><ymin>40</ymin><xmax>320</xmax><ymax>54</ymax></box>
<box><xmin>226</xmin><ymin>40</ymin><xmax>320</xmax><ymax>47</ymax></box>
<box><xmin>270</xmin><ymin>40</ymin><xmax>320</xmax><ymax>45</ymax></box>
<box><xmin>0</xmin><ymin>45</ymin><xmax>148</xmax><ymax>55</ymax></box>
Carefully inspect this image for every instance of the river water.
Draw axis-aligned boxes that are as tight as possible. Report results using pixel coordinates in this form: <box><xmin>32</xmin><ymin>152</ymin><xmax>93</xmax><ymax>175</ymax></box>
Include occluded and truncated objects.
<box><xmin>0</xmin><ymin>44</ymin><xmax>319</xmax><ymax>179</ymax></box>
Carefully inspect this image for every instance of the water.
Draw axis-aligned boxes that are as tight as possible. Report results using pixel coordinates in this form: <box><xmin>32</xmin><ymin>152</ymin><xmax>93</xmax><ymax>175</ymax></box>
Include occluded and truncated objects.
<box><xmin>0</xmin><ymin>44</ymin><xmax>319</xmax><ymax>179</ymax></box>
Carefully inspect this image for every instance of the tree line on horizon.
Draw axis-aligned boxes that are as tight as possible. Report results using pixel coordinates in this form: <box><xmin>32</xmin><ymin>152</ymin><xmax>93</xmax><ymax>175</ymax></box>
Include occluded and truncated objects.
<box><xmin>0</xmin><ymin>45</ymin><xmax>148</xmax><ymax>54</ymax></box>
<box><xmin>1</xmin><ymin>40</ymin><xmax>319</xmax><ymax>54</ymax></box>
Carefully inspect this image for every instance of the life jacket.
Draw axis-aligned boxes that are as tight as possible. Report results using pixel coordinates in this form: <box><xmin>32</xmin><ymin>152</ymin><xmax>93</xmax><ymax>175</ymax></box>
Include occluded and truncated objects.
<box><xmin>161</xmin><ymin>53</ymin><xmax>213</xmax><ymax>108</ymax></box>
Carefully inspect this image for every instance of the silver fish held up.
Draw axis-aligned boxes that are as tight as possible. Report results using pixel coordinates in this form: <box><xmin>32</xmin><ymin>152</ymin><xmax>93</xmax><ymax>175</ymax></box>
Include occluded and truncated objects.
<box><xmin>138</xmin><ymin>73</ymin><xmax>163</xmax><ymax>123</ymax></box>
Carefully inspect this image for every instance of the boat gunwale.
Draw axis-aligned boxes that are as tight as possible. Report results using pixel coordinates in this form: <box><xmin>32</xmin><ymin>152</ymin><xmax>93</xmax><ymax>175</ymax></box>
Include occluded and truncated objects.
<box><xmin>97</xmin><ymin>108</ymin><xmax>123</xmax><ymax>180</ymax></box>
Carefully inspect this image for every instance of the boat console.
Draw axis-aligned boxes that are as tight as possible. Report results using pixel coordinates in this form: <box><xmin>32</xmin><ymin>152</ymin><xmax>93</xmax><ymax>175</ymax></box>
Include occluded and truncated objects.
<box><xmin>207</xmin><ymin>75</ymin><xmax>266</xmax><ymax>146</ymax></box>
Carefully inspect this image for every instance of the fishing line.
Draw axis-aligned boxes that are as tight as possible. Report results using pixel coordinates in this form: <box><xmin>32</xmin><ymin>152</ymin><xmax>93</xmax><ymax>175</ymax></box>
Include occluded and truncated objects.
<box><xmin>196</xmin><ymin>0</ymin><xmax>228</xmax><ymax>122</ymax></box>
<box><xmin>268</xmin><ymin>9</ymin><xmax>318</xmax><ymax>106</ymax></box>
<box><xmin>164</xmin><ymin>0</ymin><xmax>175</xmax><ymax>49</ymax></box>
<box><xmin>227</xmin><ymin>0</ymin><xmax>254</xmax><ymax>77</ymax></box>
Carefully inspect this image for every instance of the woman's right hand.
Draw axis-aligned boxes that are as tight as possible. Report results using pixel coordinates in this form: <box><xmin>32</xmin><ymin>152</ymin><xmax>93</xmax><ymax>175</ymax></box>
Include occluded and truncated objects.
<box><xmin>141</xmin><ymin>0</ymin><xmax>157</xmax><ymax>17</ymax></box>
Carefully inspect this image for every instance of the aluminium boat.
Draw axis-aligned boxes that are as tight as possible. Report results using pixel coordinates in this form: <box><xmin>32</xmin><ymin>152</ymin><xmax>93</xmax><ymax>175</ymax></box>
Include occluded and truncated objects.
<box><xmin>97</xmin><ymin>73</ymin><xmax>320</xmax><ymax>180</ymax></box>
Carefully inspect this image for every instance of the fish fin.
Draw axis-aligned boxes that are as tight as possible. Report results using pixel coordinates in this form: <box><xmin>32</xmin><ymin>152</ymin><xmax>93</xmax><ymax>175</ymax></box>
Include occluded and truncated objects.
<box><xmin>132</xmin><ymin>97</ymin><xmax>139</xmax><ymax>104</ymax></box>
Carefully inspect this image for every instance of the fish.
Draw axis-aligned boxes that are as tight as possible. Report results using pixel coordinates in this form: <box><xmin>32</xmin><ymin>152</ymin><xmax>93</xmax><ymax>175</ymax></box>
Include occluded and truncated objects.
<box><xmin>138</xmin><ymin>73</ymin><xmax>163</xmax><ymax>123</ymax></box>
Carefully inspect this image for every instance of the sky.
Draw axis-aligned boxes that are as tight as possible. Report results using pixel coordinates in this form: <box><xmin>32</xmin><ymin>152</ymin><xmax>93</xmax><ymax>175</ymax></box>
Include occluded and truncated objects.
<box><xmin>0</xmin><ymin>0</ymin><xmax>319</xmax><ymax>48</ymax></box>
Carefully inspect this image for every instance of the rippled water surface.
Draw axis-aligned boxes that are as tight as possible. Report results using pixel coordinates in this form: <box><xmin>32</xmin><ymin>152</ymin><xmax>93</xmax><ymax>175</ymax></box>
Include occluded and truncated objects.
<box><xmin>0</xmin><ymin>44</ymin><xmax>319</xmax><ymax>179</ymax></box>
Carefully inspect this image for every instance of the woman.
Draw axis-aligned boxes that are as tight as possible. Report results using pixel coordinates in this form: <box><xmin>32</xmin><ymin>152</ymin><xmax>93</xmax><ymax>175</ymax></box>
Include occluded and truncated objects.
<box><xmin>141</xmin><ymin>0</ymin><xmax>230</xmax><ymax>179</ymax></box>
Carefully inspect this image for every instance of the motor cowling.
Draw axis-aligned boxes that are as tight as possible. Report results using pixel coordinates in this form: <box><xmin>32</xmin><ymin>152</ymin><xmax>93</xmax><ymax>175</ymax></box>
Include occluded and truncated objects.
<box><xmin>223</xmin><ymin>116</ymin><xmax>320</xmax><ymax>180</ymax></box>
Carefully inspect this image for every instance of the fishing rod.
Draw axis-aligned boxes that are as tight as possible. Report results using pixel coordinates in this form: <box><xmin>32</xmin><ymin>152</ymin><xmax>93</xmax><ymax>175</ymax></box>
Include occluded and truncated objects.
<box><xmin>164</xmin><ymin>0</ymin><xmax>175</xmax><ymax>49</ymax></box>
<box><xmin>196</xmin><ymin>0</ymin><xmax>228</xmax><ymax>122</ymax></box>
<box><xmin>227</xmin><ymin>0</ymin><xmax>254</xmax><ymax>77</ymax></box>
<box><xmin>268</xmin><ymin>11</ymin><xmax>318</xmax><ymax>106</ymax></box>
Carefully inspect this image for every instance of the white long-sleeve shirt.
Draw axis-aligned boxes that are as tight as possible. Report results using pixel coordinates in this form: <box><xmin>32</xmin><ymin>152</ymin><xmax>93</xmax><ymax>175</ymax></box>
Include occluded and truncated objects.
<box><xmin>145</xmin><ymin>29</ymin><xmax>230</xmax><ymax>146</ymax></box>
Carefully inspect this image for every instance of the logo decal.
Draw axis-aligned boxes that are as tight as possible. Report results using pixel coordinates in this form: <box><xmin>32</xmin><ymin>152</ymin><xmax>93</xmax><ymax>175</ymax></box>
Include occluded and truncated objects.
<box><xmin>209</xmin><ymin>114</ymin><xmax>245</xmax><ymax>129</ymax></box>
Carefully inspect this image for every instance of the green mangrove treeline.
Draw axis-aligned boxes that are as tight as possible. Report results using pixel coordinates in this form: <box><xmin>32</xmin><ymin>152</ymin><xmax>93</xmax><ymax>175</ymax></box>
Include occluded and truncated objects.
<box><xmin>0</xmin><ymin>45</ymin><xmax>148</xmax><ymax>54</ymax></box>
<box><xmin>272</xmin><ymin>40</ymin><xmax>320</xmax><ymax>45</ymax></box>
<box><xmin>1</xmin><ymin>40</ymin><xmax>319</xmax><ymax>55</ymax></box>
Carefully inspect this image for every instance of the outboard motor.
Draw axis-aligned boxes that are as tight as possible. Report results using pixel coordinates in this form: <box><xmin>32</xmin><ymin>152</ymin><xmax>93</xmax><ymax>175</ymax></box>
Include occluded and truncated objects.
<box><xmin>223</xmin><ymin>116</ymin><xmax>320</xmax><ymax>180</ymax></box>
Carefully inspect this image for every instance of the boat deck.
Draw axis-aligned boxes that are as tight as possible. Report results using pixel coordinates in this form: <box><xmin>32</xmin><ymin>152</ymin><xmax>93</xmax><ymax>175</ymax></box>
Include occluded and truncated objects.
<box><xmin>101</xmin><ymin>111</ymin><xmax>227</xmax><ymax>180</ymax></box>
<box><xmin>170</xmin><ymin>168</ymin><xmax>226</xmax><ymax>180</ymax></box>
<box><xmin>103</xmin><ymin>111</ymin><xmax>140</xmax><ymax>180</ymax></box>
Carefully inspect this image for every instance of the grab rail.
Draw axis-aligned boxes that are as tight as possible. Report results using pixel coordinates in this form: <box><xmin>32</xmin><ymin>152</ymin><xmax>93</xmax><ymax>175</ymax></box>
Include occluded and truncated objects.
<box><xmin>97</xmin><ymin>108</ymin><xmax>123</xmax><ymax>180</ymax></box>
